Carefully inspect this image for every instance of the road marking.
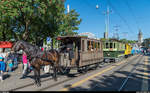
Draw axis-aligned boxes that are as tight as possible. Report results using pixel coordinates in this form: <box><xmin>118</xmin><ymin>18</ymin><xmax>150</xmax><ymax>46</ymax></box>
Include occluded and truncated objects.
<box><xmin>141</xmin><ymin>56</ymin><xmax>149</xmax><ymax>91</ymax></box>
<box><xmin>61</xmin><ymin>66</ymin><xmax>115</xmax><ymax>91</ymax></box>
<box><xmin>60</xmin><ymin>56</ymin><xmax>136</xmax><ymax>91</ymax></box>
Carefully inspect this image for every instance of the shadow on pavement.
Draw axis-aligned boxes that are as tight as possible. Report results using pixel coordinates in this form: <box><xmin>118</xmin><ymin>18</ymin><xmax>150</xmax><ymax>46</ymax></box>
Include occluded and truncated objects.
<box><xmin>3</xmin><ymin>74</ymin><xmax>11</xmax><ymax>80</ymax></box>
<box><xmin>63</xmin><ymin>55</ymin><xmax>149</xmax><ymax>91</ymax></box>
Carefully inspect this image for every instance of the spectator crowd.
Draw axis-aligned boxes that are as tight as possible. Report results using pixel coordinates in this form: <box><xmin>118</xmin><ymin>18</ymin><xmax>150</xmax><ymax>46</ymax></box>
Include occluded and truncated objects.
<box><xmin>0</xmin><ymin>50</ymin><xmax>32</xmax><ymax>82</ymax></box>
<box><xmin>0</xmin><ymin>47</ymin><xmax>48</xmax><ymax>82</ymax></box>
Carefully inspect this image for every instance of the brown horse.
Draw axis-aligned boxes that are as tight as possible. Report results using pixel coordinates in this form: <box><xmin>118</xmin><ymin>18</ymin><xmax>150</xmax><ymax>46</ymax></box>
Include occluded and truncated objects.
<box><xmin>12</xmin><ymin>40</ymin><xmax>62</xmax><ymax>87</ymax></box>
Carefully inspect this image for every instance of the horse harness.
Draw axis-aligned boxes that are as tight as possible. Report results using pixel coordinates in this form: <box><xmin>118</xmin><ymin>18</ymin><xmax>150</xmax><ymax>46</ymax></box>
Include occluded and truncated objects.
<box><xmin>39</xmin><ymin>51</ymin><xmax>55</xmax><ymax>64</ymax></box>
<box><xmin>28</xmin><ymin>50</ymin><xmax>54</xmax><ymax>65</ymax></box>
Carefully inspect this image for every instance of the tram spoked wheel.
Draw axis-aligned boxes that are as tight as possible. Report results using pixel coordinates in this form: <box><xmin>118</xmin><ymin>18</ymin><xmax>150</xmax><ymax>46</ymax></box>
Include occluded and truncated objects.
<box><xmin>77</xmin><ymin>67</ymin><xmax>84</xmax><ymax>73</ymax></box>
<box><xmin>84</xmin><ymin>66</ymin><xmax>89</xmax><ymax>73</ymax></box>
<box><xmin>94</xmin><ymin>63</ymin><xmax>99</xmax><ymax>69</ymax></box>
<box><xmin>60</xmin><ymin>67</ymin><xmax>70</xmax><ymax>75</ymax></box>
<box><xmin>77</xmin><ymin>69</ymin><xmax>82</xmax><ymax>73</ymax></box>
<box><xmin>63</xmin><ymin>68</ymin><xmax>70</xmax><ymax>75</ymax></box>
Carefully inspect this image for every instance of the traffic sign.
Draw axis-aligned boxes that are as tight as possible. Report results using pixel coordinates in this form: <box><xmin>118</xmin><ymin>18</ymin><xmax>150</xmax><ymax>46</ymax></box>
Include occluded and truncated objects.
<box><xmin>47</xmin><ymin>37</ymin><xmax>51</xmax><ymax>44</ymax></box>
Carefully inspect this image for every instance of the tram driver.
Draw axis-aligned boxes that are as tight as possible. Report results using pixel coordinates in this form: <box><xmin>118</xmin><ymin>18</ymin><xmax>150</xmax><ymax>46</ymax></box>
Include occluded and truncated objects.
<box><xmin>60</xmin><ymin>41</ymin><xmax>74</xmax><ymax>61</ymax></box>
<box><xmin>66</xmin><ymin>42</ymin><xmax>74</xmax><ymax>61</ymax></box>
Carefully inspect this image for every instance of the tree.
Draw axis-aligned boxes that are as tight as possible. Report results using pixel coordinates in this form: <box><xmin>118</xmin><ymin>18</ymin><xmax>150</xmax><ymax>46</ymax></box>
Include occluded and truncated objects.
<box><xmin>120</xmin><ymin>38</ymin><xmax>137</xmax><ymax>44</ymax></box>
<box><xmin>60</xmin><ymin>9</ymin><xmax>82</xmax><ymax>36</ymax></box>
<box><xmin>0</xmin><ymin>0</ymin><xmax>82</xmax><ymax>48</ymax></box>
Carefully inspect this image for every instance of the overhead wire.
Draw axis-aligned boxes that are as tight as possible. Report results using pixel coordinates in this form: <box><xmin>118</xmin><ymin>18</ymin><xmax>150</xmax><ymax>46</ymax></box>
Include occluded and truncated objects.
<box><xmin>107</xmin><ymin>0</ymin><xmax>135</xmax><ymax>35</ymax></box>
<box><xmin>81</xmin><ymin>0</ymin><xmax>106</xmax><ymax>38</ymax></box>
<box><xmin>82</xmin><ymin>0</ymin><xmax>103</xmax><ymax>16</ymax></box>
<box><xmin>81</xmin><ymin>0</ymin><xmax>137</xmax><ymax>39</ymax></box>
<box><xmin>122</xmin><ymin>0</ymin><xmax>140</xmax><ymax>30</ymax></box>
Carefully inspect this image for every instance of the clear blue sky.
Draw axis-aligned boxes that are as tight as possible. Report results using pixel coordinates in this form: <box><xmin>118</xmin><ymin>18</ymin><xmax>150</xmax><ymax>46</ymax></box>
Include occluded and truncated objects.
<box><xmin>64</xmin><ymin>0</ymin><xmax>150</xmax><ymax>40</ymax></box>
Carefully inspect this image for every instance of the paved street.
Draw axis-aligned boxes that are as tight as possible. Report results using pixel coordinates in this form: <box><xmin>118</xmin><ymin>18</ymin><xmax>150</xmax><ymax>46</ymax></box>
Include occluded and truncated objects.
<box><xmin>0</xmin><ymin>54</ymin><xmax>150</xmax><ymax>91</ymax></box>
<box><xmin>0</xmin><ymin>0</ymin><xmax>149</xmax><ymax>92</ymax></box>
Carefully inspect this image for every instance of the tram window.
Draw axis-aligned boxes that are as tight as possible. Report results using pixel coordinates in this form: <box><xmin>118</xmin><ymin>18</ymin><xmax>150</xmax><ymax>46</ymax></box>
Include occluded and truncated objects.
<box><xmin>82</xmin><ymin>40</ymin><xmax>84</xmax><ymax>51</ymax></box>
<box><xmin>114</xmin><ymin>43</ymin><xmax>116</xmax><ymax>48</ymax></box>
<box><xmin>94</xmin><ymin>42</ymin><xmax>96</xmax><ymax>50</ymax></box>
<box><xmin>110</xmin><ymin>43</ymin><xmax>113</xmax><ymax>48</ymax></box>
<box><xmin>103</xmin><ymin>42</ymin><xmax>105</xmax><ymax>49</ymax></box>
<box><xmin>87</xmin><ymin>41</ymin><xmax>89</xmax><ymax>50</ymax></box>
<box><xmin>95</xmin><ymin>42</ymin><xmax>97</xmax><ymax>48</ymax></box>
<box><xmin>87</xmin><ymin>41</ymin><xmax>92</xmax><ymax>50</ymax></box>
<box><xmin>99</xmin><ymin>42</ymin><xmax>101</xmax><ymax>49</ymax></box>
<box><xmin>72</xmin><ymin>42</ymin><xmax>75</xmax><ymax>51</ymax></box>
<box><xmin>96</xmin><ymin>42</ymin><xmax>98</xmax><ymax>50</ymax></box>
<box><xmin>98</xmin><ymin>42</ymin><xmax>100</xmax><ymax>49</ymax></box>
<box><xmin>106</xmin><ymin>43</ymin><xmax>109</xmax><ymax>48</ymax></box>
<box><xmin>120</xmin><ymin>43</ymin><xmax>122</xmax><ymax>49</ymax></box>
<box><xmin>91</xmin><ymin>41</ymin><xmax>94</xmax><ymax>50</ymax></box>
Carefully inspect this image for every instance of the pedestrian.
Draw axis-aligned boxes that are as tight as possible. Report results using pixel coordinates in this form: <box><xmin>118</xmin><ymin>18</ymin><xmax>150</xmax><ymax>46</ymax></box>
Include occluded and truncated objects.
<box><xmin>41</xmin><ymin>47</ymin><xmax>44</xmax><ymax>51</ymax></box>
<box><xmin>20</xmin><ymin>52</ymin><xmax>28</xmax><ymax>79</ymax></box>
<box><xmin>27</xmin><ymin>59</ymin><xmax>33</xmax><ymax>73</ymax></box>
<box><xmin>4</xmin><ymin>52</ymin><xmax>9</xmax><ymax>71</ymax></box>
<box><xmin>66</xmin><ymin>42</ymin><xmax>74</xmax><ymax>61</ymax></box>
<box><xmin>10</xmin><ymin>51</ymin><xmax>15</xmax><ymax>70</ymax></box>
<box><xmin>13</xmin><ymin>53</ymin><xmax>18</xmax><ymax>69</ymax></box>
<box><xmin>0</xmin><ymin>57</ymin><xmax>6</xmax><ymax>82</ymax></box>
<box><xmin>7</xmin><ymin>58</ymin><xmax>13</xmax><ymax>73</ymax></box>
<box><xmin>6</xmin><ymin>53</ymin><xmax>14</xmax><ymax>73</ymax></box>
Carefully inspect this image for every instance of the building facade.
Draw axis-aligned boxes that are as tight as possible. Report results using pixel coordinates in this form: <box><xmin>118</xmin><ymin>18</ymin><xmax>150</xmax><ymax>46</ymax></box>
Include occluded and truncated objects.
<box><xmin>138</xmin><ymin>30</ymin><xmax>143</xmax><ymax>46</ymax></box>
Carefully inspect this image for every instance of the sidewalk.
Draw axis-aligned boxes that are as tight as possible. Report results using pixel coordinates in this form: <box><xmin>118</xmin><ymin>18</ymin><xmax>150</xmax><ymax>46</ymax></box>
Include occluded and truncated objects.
<box><xmin>0</xmin><ymin>63</ymin><xmax>52</xmax><ymax>91</ymax></box>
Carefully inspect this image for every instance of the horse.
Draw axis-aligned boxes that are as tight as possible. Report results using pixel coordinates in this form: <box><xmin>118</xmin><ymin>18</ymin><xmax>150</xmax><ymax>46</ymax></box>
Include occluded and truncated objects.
<box><xmin>11</xmin><ymin>40</ymin><xmax>62</xmax><ymax>87</ymax></box>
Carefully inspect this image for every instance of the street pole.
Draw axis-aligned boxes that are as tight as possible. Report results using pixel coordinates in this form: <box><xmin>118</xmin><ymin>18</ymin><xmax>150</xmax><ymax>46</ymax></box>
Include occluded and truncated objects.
<box><xmin>67</xmin><ymin>4</ymin><xmax>70</xmax><ymax>13</ymax></box>
<box><xmin>67</xmin><ymin>4</ymin><xmax>70</xmax><ymax>36</ymax></box>
<box><xmin>103</xmin><ymin>6</ymin><xmax>112</xmax><ymax>39</ymax></box>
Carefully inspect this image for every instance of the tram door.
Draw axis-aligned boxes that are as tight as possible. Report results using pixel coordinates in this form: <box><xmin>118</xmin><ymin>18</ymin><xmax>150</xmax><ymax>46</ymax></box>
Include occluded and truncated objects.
<box><xmin>60</xmin><ymin>41</ymin><xmax>78</xmax><ymax>68</ymax></box>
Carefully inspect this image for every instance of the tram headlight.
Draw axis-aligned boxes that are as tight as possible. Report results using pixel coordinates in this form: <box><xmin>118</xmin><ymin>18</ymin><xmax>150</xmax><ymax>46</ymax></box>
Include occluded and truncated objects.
<box><xmin>107</xmin><ymin>53</ymin><xmax>110</xmax><ymax>56</ymax></box>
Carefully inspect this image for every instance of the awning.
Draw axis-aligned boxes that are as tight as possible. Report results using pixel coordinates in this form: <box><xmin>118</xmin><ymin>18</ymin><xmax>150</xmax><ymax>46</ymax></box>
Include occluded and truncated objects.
<box><xmin>0</xmin><ymin>41</ymin><xmax>13</xmax><ymax>48</ymax></box>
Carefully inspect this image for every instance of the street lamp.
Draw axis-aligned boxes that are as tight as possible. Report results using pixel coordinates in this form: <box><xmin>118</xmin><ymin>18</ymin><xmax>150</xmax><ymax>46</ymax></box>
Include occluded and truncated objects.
<box><xmin>96</xmin><ymin>4</ymin><xmax>99</xmax><ymax>9</ymax></box>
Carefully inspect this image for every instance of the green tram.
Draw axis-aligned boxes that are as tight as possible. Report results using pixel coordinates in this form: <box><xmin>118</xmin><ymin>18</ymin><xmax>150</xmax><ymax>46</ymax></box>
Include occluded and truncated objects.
<box><xmin>102</xmin><ymin>39</ymin><xmax>125</xmax><ymax>62</ymax></box>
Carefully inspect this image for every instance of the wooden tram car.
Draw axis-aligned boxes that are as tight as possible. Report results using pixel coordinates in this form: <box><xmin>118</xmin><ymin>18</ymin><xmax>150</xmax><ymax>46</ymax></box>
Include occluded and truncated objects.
<box><xmin>57</xmin><ymin>36</ymin><xmax>103</xmax><ymax>74</ymax></box>
<box><xmin>102</xmin><ymin>39</ymin><xmax>125</xmax><ymax>62</ymax></box>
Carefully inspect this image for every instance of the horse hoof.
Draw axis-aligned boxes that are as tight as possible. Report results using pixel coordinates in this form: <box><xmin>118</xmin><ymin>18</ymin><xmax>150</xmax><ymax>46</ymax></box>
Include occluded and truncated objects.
<box><xmin>34</xmin><ymin>82</ymin><xmax>37</xmax><ymax>85</ymax></box>
<box><xmin>54</xmin><ymin>78</ymin><xmax>57</xmax><ymax>81</ymax></box>
<box><xmin>37</xmin><ymin>83</ymin><xmax>41</xmax><ymax>87</ymax></box>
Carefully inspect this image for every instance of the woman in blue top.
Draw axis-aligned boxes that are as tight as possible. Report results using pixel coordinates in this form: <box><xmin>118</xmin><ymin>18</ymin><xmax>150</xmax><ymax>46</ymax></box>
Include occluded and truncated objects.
<box><xmin>0</xmin><ymin>57</ymin><xmax>6</xmax><ymax>82</ymax></box>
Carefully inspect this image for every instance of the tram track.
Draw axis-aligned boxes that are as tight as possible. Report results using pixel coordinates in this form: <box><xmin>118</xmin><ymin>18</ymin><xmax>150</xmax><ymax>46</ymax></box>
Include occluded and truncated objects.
<box><xmin>118</xmin><ymin>55</ymin><xmax>144</xmax><ymax>91</ymax></box>
<box><xmin>9</xmin><ymin>55</ymin><xmax>138</xmax><ymax>91</ymax></box>
<box><xmin>39</xmin><ymin>55</ymin><xmax>139</xmax><ymax>91</ymax></box>
<box><xmin>87</xmin><ymin>55</ymin><xmax>142</xmax><ymax>91</ymax></box>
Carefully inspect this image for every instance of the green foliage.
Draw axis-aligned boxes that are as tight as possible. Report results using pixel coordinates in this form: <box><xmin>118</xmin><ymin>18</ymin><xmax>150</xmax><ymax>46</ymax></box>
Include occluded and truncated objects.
<box><xmin>0</xmin><ymin>0</ymin><xmax>82</xmax><ymax>46</ymax></box>
<box><xmin>120</xmin><ymin>38</ymin><xmax>137</xmax><ymax>44</ymax></box>
<box><xmin>60</xmin><ymin>9</ymin><xmax>82</xmax><ymax>36</ymax></box>
<box><xmin>100</xmin><ymin>38</ymin><xmax>109</xmax><ymax>42</ymax></box>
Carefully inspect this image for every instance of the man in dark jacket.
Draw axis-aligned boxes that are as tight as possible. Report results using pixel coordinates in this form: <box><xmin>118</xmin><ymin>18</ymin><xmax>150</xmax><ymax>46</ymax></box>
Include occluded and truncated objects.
<box><xmin>66</xmin><ymin>43</ymin><xmax>74</xmax><ymax>60</ymax></box>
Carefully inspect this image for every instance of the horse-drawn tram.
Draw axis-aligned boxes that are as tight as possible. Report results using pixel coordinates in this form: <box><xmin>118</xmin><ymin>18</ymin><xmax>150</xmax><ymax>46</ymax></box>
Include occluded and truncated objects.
<box><xmin>57</xmin><ymin>36</ymin><xmax>103</xmax><ymax>74</ymax></box>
